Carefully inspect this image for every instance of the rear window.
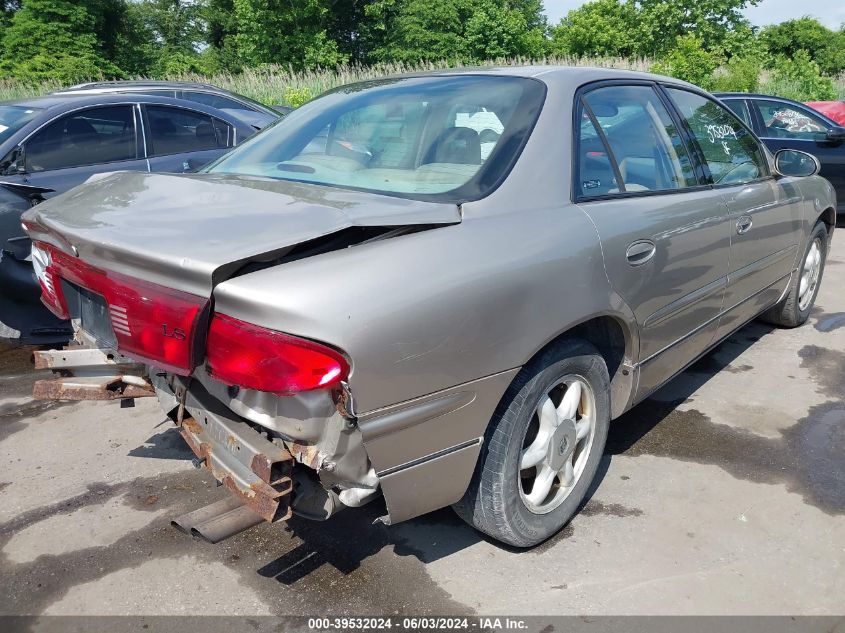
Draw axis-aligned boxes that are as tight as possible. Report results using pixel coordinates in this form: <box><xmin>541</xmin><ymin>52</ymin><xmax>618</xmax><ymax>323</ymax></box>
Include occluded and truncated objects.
<box><xmin>205</xmin><ymin>76</ymin><xmax>545</xmax><ymax>202</ymax></box>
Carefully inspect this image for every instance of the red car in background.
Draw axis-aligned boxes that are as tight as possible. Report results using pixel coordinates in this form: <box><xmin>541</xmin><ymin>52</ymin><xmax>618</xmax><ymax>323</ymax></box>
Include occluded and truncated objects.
<box><xmin>807</xmin><ymin>101</ymin><xmax>845</xmax><ymax>126</ymax></box>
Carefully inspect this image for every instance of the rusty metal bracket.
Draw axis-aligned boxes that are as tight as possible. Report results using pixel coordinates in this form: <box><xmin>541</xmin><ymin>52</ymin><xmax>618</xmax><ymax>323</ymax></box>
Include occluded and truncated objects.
<box><xmin>32</xmin><ymin>346</ymin><xmax>154</xmax><ymax>401</ymax></box>
<box><xmin>178</xmin><ymin>412</ymin><xmax>293</xmax><ymax>523</ymax></box>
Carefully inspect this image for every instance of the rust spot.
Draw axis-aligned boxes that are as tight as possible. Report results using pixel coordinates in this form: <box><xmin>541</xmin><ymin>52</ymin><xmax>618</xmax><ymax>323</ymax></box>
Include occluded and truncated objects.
<box><xmin>250</xmin><ymin>453</ymin><xmax>272</xmax><ymax>483</ymax></box>
<box><xmin>32</xmin><ymin>378</ymin><xmax>154</xmax><ymax>401</ymax></box>
<box><xmin>288</xmin><ymin>442</ymin><xmax>322</xmax><ymax>470</ymax></box>
<box><xmin>143</xmin><ymin>494</ymin><xmax>159</xmax><ymax>506</ymax></box>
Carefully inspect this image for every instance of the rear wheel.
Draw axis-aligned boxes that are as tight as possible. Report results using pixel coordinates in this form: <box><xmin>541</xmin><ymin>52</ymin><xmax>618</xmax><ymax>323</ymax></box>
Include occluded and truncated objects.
<box><xmin>761</xmin><ymin>221</ymin><xmax>828</xmax><ymax>328</ymax></box>
<box><xmin>453</xmin><ymin>339</ymin><xmax>610</xmax><ymax>547</ymax></box>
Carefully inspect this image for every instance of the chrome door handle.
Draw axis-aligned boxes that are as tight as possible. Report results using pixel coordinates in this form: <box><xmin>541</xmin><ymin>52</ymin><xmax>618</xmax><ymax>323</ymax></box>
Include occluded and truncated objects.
<box><xmin>625</xmin><ymin>240</ymin><xmax>656</xmax><ymax>266</ymax></box>
<box><xmin>736</xmin><ymin>216</ymin><xmax>753</xmax><ymax>235</ymax></box>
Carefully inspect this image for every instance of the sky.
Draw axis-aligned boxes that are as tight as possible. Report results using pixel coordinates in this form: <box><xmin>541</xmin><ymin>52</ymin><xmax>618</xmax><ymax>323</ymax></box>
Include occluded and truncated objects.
<box><xmin>543</xmin><ymin>0</ymin><xmax>845</xmax><ymax>30</ymax></box>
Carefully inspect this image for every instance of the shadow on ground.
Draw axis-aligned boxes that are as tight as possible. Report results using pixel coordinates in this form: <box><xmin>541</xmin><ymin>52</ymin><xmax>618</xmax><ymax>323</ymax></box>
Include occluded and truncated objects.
<box><xmin>251</xmin><ymin>320</ymin><xmax>780</xmax><ymax>577</ymax></box>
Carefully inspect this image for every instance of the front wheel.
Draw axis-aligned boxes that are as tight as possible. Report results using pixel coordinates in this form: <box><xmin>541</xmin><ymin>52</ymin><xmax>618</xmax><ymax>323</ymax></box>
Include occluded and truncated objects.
<box><xmin>761</xmin><ymin>221</ymin><xmax>828</xmax><ymax>328</ymax></box>
<box><xmin>453</xmin><ymin>339</ymin><xmax>610</xmax><ymax>548</ymax></box>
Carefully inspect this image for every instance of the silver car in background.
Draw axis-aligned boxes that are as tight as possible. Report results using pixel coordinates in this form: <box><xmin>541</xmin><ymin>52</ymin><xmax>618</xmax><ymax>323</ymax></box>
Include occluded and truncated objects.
<box><xmin>24</xmin><ymin>67</ymin><xmax>835</xmax><ymax>547</ymax></box>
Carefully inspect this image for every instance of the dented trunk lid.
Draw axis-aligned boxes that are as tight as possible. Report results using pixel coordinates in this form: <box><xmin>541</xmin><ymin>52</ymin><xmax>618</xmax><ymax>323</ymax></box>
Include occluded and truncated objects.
<box><xmin>23</xmin><ymin>171</ymin><xmax>461</xmax><ymax>297</ymax></box>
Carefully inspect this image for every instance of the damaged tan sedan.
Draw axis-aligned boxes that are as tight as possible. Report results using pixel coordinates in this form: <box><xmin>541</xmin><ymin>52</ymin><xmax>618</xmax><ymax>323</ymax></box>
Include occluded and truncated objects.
<box><xmin>23</xmin><ymin>67</ymin><xmax>835</xmax><ymax>547</ymax></box>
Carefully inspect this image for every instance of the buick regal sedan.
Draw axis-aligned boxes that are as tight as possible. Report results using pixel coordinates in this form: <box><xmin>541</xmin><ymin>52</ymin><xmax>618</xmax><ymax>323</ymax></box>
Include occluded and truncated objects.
<box><xmin>24</xmin><ymin>67</ymin><xmax>835</xmax><ymax>547</ymax></box>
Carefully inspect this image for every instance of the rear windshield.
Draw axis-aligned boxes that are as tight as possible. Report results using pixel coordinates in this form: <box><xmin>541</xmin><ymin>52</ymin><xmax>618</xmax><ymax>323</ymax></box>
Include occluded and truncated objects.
<box><xmin>0</xmin><ymin>105</ymin><xmax>41</xmax><ymax>143</ymax></box>
<box><xmin>205</xmin><ymin>76</ymin><xmax>545</xmax><ymax>201</ymax></box>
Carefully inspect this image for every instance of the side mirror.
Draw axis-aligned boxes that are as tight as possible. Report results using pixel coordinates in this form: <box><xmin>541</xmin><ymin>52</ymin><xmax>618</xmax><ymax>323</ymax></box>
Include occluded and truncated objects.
<box><xmin>825</xmin><ymin>126</ymin><xmax>845</xmax><ymax>143</ymax></box>
<box><xmin>773</xmin><ymin>149</ymin><xmax>820</xmax><ymax>178</ymax></box>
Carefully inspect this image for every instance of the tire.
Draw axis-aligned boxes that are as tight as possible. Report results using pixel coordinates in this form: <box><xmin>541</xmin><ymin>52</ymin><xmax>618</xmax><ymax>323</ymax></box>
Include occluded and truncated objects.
<box><xmin>453</xmin><ymin>339</ymin><xmax>610</xmax><ymax>548</ymax></box>
<box><xmin>760</xmin><ymin>221</ymin><xmax>828</xmax><ymax>328</ymax></box>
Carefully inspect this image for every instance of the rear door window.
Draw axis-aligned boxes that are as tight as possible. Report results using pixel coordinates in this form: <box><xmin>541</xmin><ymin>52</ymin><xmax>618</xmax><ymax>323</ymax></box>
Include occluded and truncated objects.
<box><xmin>751</xmin><ymin>99</ymin><xmax>829</xmax><ymax>140</ymax></box>
<box><xmin>25</xmin><ymin>105</ymin><xmax>136</xmax><ymax>171</ymax></box>
<box><xmin>183</xmin><ymin>91</ymin><xmax>252</xmax><ymax>112</ymax></box>
<box><xmin>577</xmin><ymin>85</ymin><xmax>697</xmax><ymax>198</ymax></box>
<box><xmin>145</xmin><ymin>106</ymin><xmax>230</xmax><ymax>156</ymax></box>
<box><xmin>722</xmin><ymin>99</ymin><xmax>753</xmax><ymax>128</ymax></box>
<box><xmin>666</xmin><ymin>88</ymin><xmax>768</xmax><ymax>186</ymax></box>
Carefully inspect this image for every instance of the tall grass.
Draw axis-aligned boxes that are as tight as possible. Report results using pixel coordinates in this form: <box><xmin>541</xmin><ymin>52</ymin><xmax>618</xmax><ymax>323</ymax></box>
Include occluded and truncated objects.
<box><xmin>0</xmin><ymin>57</ymin><xmax>841</xmax><ymax>106</ymax></box>
<box><xmin>0</xmin><ymin>57</ymin><xmax>654</xmax><ymax>105</ymax></box>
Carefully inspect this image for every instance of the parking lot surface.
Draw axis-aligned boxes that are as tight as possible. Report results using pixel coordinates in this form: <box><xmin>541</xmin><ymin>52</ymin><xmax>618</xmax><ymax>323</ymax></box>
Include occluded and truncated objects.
<box><xmin>1</xmin><ymin>238</ymin><xmax>844</xmax><ymax>617</ymax></box>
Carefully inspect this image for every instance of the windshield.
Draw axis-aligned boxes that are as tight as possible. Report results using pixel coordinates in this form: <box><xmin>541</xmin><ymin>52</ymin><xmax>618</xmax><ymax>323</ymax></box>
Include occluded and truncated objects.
<box><xmin>0</xmin><ymin>105</ymin><xmax>41</xmax><ymax>144</ymax></box>
<box><xmin>206</xmin><ymin>75</ymin><xmax>545</xmax><ymax>201</ymax></box>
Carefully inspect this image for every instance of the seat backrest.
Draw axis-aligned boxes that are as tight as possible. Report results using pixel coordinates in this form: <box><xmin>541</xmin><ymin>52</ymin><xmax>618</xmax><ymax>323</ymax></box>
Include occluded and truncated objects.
<box><xmin>65</xmin><ymin>118</ymin><xmax>98</xmax><ymax>143</ymax></box>
<box><xmin>428</xmin><ymin>127</ymin><xmax>481</xmax><ymax>165</ymax></box>
<box><xmin>195</xmin><ymin>121</ymin><xmax>216</xmax><ymax>146</ymax></box>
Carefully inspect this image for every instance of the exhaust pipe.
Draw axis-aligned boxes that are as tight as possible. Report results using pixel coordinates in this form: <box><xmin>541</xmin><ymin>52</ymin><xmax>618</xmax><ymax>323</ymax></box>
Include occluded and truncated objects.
<box><xmin>172</xmin><ymin>496</ymin><xmax>264</xmax><ymax>544</ymax></box>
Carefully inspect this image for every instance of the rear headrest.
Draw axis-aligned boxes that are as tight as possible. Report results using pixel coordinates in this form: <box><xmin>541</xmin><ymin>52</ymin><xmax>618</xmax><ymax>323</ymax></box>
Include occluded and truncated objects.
<box><xmin>430</xmin><ymin>127</ymin><xmax>481</xmax><ymax>165</ymax></box>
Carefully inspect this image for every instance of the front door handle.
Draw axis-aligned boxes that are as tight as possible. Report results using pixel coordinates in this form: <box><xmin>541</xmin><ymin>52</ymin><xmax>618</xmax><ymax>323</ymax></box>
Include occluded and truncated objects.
<box><xmin>625</xmin><ymin>239</ymin><xmax>656</xmax><ymax>266</ymax></box>
<box><xmin>736</xmin><ymin>215</ymin><xmax>753</xmax><ymax>235</ymax></box>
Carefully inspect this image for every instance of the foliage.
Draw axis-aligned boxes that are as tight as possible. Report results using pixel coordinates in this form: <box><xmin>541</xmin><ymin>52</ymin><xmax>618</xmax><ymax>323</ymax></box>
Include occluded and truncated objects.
<box><xmin>635</xmin><ymin>0</ymin><xmax>760</xmax><ymax>58</ymax></box>
<box><xmin>0</xmin><ymin>0</ymin><xmax>841</xmax><ymax>99</ymax></box>
<box><xmin>550</xmin><ymin>0</ymin><xmax>760</xmax><ymax>60</ymax></box>
<box><xmin>651</xmin><ymin>35</ymin><xmax>720</xmax><ymax>89</ymax></box>
<box><xmin>710</xmin><ymin>55</ymin><xmax>761</xmax><ymax>92</ymax></box>
<box><xmin>368</xmin><ymin>0</ymin><xmax>547</xmax><ymax>62</ymax></box>
<box><xmin>232</xmin><ymin>0</ymin><xmax>348</xmax><ymax>70</ymax></box>
<box><xmin>549</xmin><ymin>0</ymin><xmax>641</xmax><ymax>58</ymax></box>
<box><xmin>282</xmin><ymin>85</ymin><xmax>313</xmax><ymax>107</ymax></box>
<box><xmin>761</xmin><ymin>18</ymin><xmax>845</xmax><ymax>77</ymax></box>
<box><xmin>761</xmin><ymin>50</ymin><xmax>838</xmax><ymax>101</ymax></box>
<box><xmin>0</xmin><ymin>0</ymin><xmax>122</xmax><ymax>82</ymax></box>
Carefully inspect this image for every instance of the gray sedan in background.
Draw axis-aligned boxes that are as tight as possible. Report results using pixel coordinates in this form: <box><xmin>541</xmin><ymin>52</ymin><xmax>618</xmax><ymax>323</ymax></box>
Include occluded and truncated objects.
<box><xmin>25</xmin><ymin>67</ymin><xmax>835</xmax><ymax>547</ymax></box>
<box><xmin>0</xmin><ymin>93</ymin><xmax>260</xmax><ymax>344</ymax></box>
<box><xmin>54</xmin><ymin>80</ymin><xmax>283</xmax><ymax>130</ymax></box>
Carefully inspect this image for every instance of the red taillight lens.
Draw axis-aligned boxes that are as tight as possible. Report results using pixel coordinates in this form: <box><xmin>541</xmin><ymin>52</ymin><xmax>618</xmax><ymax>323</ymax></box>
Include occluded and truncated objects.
<box><xmin>31</xmin><ymin>243</ymin><xmax>69</xmax><ymax>319</ymax></box>
<box><xmin>33</xmin><ymin>241</ymin><xmax>207</xmax><ymax>375</ymax></box>
<box><xmin>206</xmin><ymin>313</ymin><xmax>349</xmax><ymax>395</ymax></box>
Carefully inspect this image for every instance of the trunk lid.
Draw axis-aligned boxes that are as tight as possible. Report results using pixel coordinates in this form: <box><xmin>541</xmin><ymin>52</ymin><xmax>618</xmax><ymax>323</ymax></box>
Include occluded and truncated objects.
<box><xmin>24</xmin><ymin>171</ymin><xmax>461</xmax><ymax>297</ymax></box>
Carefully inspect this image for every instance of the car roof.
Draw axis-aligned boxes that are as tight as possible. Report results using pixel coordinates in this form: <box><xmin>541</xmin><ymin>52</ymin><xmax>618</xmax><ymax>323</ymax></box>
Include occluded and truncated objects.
<box><xmin>361</xmin><ymin>65</ymin><xmax>700</xmax><ymax>91</ymax></box>
<box><xmin>0</xmin><ymin>93</ymin><xmax>258</xmax><ymax>134</ymax></box>
<box><xmin>3</xmin><ymin>92</ymin><xmax>242</xmax><ymax>110</ymax></box>
<box><xmin>62</xmin><ymin>80</ymin><xmax>231</xmax><ymax>92</ymax></box>
<box><xmin>714</xmin><ymin>92</ymin><xmax>803</xmax><ymax>102</ymax></box>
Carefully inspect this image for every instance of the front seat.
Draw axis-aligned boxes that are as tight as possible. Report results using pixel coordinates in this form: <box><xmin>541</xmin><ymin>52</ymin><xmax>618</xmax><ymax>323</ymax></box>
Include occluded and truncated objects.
<box><xmin>65</xmin><ymin>118</ymin><xmax>98</xmax><ymax>146</ymax></box>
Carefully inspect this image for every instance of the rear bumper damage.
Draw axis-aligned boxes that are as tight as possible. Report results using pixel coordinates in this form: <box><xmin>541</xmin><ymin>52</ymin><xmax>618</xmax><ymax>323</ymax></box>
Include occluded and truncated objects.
<box><xmin>32</xmin><ymin>340</ymin><xmax>378</xmax><ymax>532</ymax></box>
<box><xmin>32</xmin><ymin>336</ymin><xmax>517</xmax><ymax>534</ymax></box>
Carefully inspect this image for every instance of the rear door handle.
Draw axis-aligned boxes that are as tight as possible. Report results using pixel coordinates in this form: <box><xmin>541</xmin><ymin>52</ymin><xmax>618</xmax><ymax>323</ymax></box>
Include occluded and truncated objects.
<box><xmin>736</xmin><ymin>215</ymin><xmax>753</xmax><ymax>235</ymax></box>
<box><xmin>625</xmin><ymin>240</ymin><xmax>656</xmax><ymax>266</ymax></box>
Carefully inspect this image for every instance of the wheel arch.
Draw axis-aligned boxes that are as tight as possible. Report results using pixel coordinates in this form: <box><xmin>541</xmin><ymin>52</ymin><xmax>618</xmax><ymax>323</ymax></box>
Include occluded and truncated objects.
<box><xmin>519</xmin><ymin>311</ymin><xmax>639</xmax><ymax>420</ymax></box>
<box><xmin>819</xmin><ymin>206</ymin><xmax>836</xmax><ymax>237</ymax></box>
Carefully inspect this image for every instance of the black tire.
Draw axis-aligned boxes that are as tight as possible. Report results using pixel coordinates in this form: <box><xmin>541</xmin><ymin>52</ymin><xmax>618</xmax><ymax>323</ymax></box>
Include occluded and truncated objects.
<box><xmin>760</xmin><ymin>221</ymin><xmax>828</xmax><ymax>328</ymax></box>
<box><xmin>453</xmin><ymin>339</ymin><xmax>610</xmax><ymax>548</ymax></box>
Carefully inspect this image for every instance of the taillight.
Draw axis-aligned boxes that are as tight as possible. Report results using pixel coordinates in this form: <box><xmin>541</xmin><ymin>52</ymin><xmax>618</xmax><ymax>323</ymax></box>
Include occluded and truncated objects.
<box><xmin>32</xmin><ymin>241</ymin><xmax>207</xmax><ymax>375</ymax></box>
<box><xmin>31</xmin><ymin>243</ymin><xmax>69</xmax><ymax>319</ymax></box>
<box><xmin>206</xmin><ymin>313</ymin><xmax>349</xmax><ymax>395</ymax></box>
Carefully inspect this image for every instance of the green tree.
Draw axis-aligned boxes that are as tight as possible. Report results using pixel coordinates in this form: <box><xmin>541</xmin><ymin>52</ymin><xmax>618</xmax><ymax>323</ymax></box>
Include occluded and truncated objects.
<box><xmin>549</xmin><ymin>0</ymin><xmax>642</xmax><ymax>58</ymax></box>
<box><xmin>636</xmin><ymin>0</ymin><xmax>760</xmax><ymax>57</ymax></box>
<box><xmin>0</xmin><ymin>0</ymin><xmax>122</xmax><ymax>82</ymax></box>
<box><xmin>232</xmin><ymin>0</ymin><xmax>348</xmax><ymax>69</ymax></box>
<box><xmin>761</xmin><ymin>17</ymin><xmax>845</xmax><ymax>76</ymax></box>
<box><xmin>764</xmin><ymin>49</ymin><xmax>837</xmax><ymax>101</ymax></box>
<box><xmin>550</xmin><ymin>0</ymin><xmax>761</xmax><ymax>60</ymax></box>
<box><xmin>651</xmin><ymin>34</ymin><xmax>721</xmax><ymax>88</ymax></box>
<box><xmin>368</xmin><ymin>0</ymin><xmax>547</xmax><ymax>62</ymax></box>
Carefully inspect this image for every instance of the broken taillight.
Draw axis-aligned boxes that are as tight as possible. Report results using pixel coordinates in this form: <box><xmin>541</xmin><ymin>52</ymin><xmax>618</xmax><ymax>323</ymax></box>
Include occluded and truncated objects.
<box><xmin>206</xmin><ymin>313</ymin><xmax>349</xmax><ymax>395</ymax></box>
<box><xmin>32</xmin><ymin>241</ymin><xmax>208</xmax><ymax>375</ymax></box>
